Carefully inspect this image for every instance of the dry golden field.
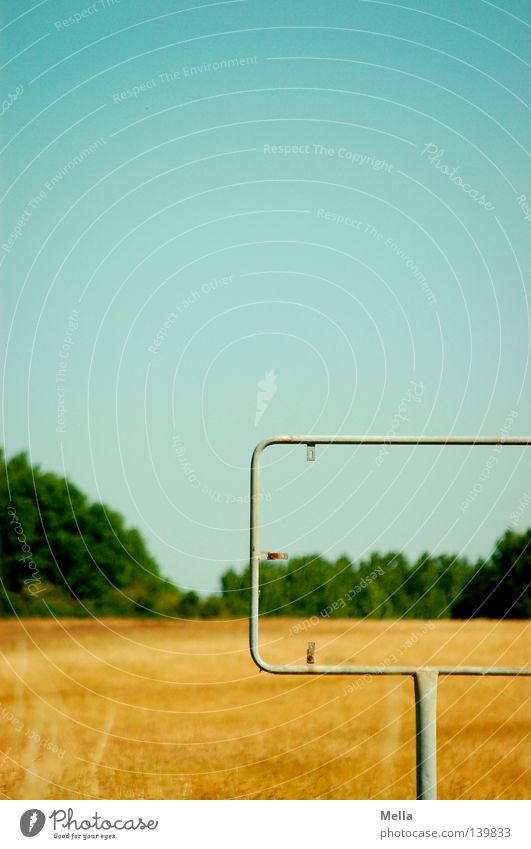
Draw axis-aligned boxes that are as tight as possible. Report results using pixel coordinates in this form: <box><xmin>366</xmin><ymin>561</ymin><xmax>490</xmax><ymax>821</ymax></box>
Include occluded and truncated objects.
<box><xmin>0</xmin><ymin>617</ymin><xmax>529</xmax><ymax>800</ymax></box>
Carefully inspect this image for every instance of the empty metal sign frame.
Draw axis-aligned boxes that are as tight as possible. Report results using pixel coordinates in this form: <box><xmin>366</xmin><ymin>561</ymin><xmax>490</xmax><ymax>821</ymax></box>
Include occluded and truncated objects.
<box><xmin>248</xmin><ymin>435</ymin><xmax>531</xmax><ymax>800</ymax></box>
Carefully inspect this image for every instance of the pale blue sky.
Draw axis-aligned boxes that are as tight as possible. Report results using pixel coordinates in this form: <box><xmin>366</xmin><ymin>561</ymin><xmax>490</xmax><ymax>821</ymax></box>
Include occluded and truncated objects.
<box><xmin>2</xmin><ymin>0</ymin><xmax>530</xmax><ymax>593</ymax></box>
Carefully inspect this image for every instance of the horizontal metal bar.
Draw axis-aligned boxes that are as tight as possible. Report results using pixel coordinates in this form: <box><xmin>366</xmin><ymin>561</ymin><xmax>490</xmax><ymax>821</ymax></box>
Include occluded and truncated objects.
<box><xmin>414</xmin><ymin>670</ymin><xmax>438</xmax><ymax>800</ymax></box>
<box><xmin>250</xmin><ymin>434</ymin><xmax>531</xmax><ymax>804</ymax></box>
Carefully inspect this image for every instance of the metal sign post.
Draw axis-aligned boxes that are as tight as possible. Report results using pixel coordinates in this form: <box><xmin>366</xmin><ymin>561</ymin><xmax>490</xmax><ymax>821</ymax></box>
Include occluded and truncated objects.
<box><xmin>249</xmin><ymin>435</ymin><xmax>531</xmax><ymax>800</ymax></box>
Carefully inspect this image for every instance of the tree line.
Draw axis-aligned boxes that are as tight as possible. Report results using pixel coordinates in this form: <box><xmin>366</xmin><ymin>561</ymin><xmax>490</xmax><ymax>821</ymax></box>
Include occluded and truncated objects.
<box><xmin>1</xmin><ymin>449</ymin><xmax>529</xmax><ymax>619</ymax></box>
<box><xmin>219</xmin><ymin>541</ymin><xmax>530</xmax><ymax>620</ymax></box>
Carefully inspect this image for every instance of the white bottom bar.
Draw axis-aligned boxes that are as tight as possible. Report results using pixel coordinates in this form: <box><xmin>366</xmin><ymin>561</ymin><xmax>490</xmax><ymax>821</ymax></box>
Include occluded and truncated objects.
<box><xmin>2</xmin><ymin>799</ymin><xmax>529</xmax><ymax>848</ymax></box>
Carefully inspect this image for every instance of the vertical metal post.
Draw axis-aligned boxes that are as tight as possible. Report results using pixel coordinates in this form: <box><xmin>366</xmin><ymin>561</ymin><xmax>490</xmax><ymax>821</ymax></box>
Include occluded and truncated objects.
<box><xmin>249</xmin><ymin>444</ymin><xmax>261</xmax><ymax>668</ymax></box>
<box><xmin>414</xmin><ymin>669</ymin><xmax>438</xmax><ymax>800</ymax></box>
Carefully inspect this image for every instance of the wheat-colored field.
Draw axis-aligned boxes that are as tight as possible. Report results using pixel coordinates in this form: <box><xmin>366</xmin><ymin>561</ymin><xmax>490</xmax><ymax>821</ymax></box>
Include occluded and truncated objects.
<box><xmin>0</xmin><ymin>617</ymin><xmax>528</xmax><ymax>800</ymax></box>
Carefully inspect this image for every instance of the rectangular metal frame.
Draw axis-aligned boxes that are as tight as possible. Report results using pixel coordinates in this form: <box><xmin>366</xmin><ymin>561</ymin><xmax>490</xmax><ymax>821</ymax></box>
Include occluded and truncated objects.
<box><xmin>249</xmin><ymin>435</ymin><xmax>531</xmax><ymax>799</ymax></box>
<box><xmin>250</xmin><ymin>434</ymin><xmax>531</xmax><ymax>677</ymax></box>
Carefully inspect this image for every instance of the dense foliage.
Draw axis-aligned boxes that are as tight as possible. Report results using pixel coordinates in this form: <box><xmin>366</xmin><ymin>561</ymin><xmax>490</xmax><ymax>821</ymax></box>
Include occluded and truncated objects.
<box><xmin>220</xmin><ymin>540</ymin><xmax>530</xmax><ymax>620</ymax></box>
<box><xmin>0</xmin><ymin>449</ymin><xmax>181</xmax><ymax>616</ymax></box>
<box><xmin>1</xmin><ymin>449</ymin><xmax>529</xmax><ymax>618</ymax></box>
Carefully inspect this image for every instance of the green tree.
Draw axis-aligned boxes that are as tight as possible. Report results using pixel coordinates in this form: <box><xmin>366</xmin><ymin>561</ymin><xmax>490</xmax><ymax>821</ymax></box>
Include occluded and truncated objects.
<box><xmin>0</xmin><ymin>450</ymin><xmax>181</xmax><ymax>616</ymax></box>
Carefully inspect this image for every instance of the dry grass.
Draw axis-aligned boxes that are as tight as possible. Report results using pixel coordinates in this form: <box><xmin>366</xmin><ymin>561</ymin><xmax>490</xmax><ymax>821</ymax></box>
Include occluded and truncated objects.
<box><xmin>0</xmin><ymin>617</ymin><xmax>529</xmax><ymax>800</ymax></box>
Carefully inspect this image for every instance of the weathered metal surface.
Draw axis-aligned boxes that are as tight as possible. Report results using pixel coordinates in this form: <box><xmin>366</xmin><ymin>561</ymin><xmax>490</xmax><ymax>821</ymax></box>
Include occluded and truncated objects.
<box><xmin>250</xmin><ymin>435</ymin><xmax>531</xmax><ymax>677</ymax></box>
